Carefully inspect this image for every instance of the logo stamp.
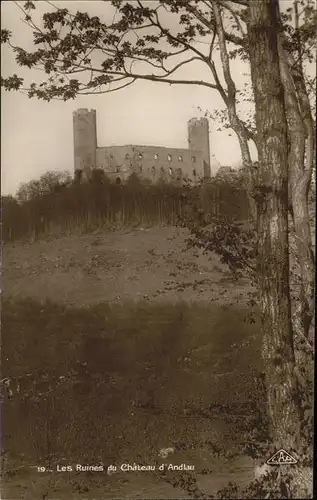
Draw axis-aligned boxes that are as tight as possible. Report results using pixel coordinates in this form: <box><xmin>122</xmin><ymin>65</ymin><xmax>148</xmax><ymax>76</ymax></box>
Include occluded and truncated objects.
<box><xmin>266</xmin><ymin>449</ymin><xmax>297</xmax><ymax>465</ymax></box>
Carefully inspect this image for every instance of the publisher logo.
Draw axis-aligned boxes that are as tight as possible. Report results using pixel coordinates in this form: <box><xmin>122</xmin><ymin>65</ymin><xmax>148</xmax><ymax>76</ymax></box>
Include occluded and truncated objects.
<box><xmin>266</xmin><ymin>449</ymin><xmax>297</xmax><ymax>465</ymax></box>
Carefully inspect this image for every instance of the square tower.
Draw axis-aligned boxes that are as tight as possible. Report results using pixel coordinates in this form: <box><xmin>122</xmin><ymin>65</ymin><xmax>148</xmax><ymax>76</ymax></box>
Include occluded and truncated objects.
<box><xmin>188</xmin><ymin>117</ymin><xmax>211</xmax><ymax>178</ymax></box>
<box><xmin>73</xmin><ymin>109</ymin><xmax>97</xmax><ymax>179</ymax></box>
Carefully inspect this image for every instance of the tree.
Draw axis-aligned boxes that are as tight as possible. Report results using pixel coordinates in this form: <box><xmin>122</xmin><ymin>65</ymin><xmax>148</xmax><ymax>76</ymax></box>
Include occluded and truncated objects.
<box><xmin>16</xmin><ymin>170</ymin><xmax>72</xmax><ymax>203</ymax></box>
<box><xmin>126</xmin><ymin>171</ymin><xmax>142</xmax><ymax>187</ymax></box>
<box><xmin>1</xmin><ymin>0</ymin><xmax>315</xmax><ymax>495</ymax></box>
<box><xmin>248</xmin><ymin>1</ymin><xmax>310</xmax><ymax>495</ymax></box>
<box><xmin>277</xmin><ymin>9</ymin><xmax>315</xmax><ymax>352</ymax></box>
<box><xmin>37</xmin><ymin>169</ymin><xmax>72</xmax><ymax>192</ymax></box>
<box><xmin>1</xmin><ymin>195</ymin><xmax>23</xmax><ymax>240</ymax></box>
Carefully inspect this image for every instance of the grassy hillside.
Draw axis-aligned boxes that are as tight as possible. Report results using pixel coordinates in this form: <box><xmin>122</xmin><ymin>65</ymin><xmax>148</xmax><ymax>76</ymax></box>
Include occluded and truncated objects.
<box><xmin>3</xmin><ymin>226</ymin><xmax>255</xmax><ymax>307</ymax></box>
<box><xmin>2</xmin><ymin>227</ymin><xmax>268</xmax><ymax>500</ymax></box>
<box><xmin>2</xmin><ymin>299</ymin><xmax>265</xmax><ymax>499</ymax></box>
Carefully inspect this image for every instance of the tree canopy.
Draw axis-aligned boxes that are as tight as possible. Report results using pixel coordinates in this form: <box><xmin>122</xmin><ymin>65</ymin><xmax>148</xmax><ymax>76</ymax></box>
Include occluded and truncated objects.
<box><xmin>1</xmin><ymin>1</ymin><xmax>315</xmax><ymax>119</ymax></box>
<box><xmin>2</xmin><ymin>0</ymin><xmax>315</xmax><ymax>186</ymax></box>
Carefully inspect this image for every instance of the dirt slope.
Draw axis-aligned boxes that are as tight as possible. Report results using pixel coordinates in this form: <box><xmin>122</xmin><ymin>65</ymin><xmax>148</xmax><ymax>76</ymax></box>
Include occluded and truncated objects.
<box><xmin>3</xmin><ymin>226</ymin><xmax>254</xmax><ymax>307</ymax></box>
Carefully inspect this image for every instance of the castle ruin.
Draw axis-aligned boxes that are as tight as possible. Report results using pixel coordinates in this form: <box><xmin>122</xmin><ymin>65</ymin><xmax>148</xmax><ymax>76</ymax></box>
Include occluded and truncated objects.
<box><xmin>73</xmin><ymin>109</ymin><xmax>215</xmax><ymax>185</ymax></box>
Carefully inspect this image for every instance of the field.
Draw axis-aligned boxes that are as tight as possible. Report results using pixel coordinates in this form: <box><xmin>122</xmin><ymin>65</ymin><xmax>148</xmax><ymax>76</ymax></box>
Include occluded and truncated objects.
<box><xmin>3</xmin><ymin>226</ymin><xmax>254</xmax><ymax>306</ymax></box>
<box><xmin>2</xmin><ymin>226</ymin><xmax>269</xmax><ymax>499</ymax></box>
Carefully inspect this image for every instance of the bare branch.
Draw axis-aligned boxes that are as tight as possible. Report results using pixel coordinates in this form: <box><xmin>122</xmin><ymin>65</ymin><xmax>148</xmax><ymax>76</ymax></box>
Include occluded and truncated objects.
<box><xmin>36</xmin><ymin>56</ymin><xmax>221</xmax><ymax>91</ymax></box>
<box><xmin>212</xmin><ymin>1</ymin><xmax>237</xmax><ymax>101</ymax></box>
<box><xmin>209</xmin><ymin>61</ymin><xmax>228</xmax><ymax>103</ymax></box>
<box><xmin>82</xmin><ymin>77</ymin><xmax>137</xmax><ymax>95</ymax></box>
<box><xmin>160</xmin><ymin>56</ymin><xmax>203</xmax><ymax>78</ymax></box>
<box><xmin>208</xmin><ymin>29</ymin><xmax>217</xmax><ymax>61</ymax></box>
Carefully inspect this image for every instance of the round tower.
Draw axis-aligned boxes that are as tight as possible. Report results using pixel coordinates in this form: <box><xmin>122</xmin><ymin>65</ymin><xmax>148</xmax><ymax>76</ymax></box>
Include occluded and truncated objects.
<box><xmin>73</xmin><ymin>109</ymin><xmax>97</xmax><ymax>179</ymax></box>
<box><xmin>188</xmin><ymin>117</ymin><xmax>211</xmax><ymax>177</ymax></box>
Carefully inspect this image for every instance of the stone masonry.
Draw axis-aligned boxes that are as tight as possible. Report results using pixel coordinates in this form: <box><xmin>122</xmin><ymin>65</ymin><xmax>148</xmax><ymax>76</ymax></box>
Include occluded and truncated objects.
<box><xmin>73</xmin><ymin>109</ymin><xmax>215</xmax><ymax>185</ymax></box>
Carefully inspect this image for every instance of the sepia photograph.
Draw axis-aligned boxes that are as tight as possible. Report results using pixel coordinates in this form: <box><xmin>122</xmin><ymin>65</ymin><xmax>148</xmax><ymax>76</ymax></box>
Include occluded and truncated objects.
<box><xmin>1</xmin><ymin>0</ymin><xmax>315</xmax><ymax>498</ymax></box>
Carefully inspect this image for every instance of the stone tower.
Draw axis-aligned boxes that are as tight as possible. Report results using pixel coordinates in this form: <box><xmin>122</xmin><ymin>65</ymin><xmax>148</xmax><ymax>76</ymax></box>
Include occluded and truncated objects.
<box><xmin>73</xmin><ymin>108</ymin><xmax>97</xmax><ymax>178</ymax></box>
<box><xmin>188</xmin><ymin>117</ymin><xmax>211</xmax><ymax>177</ymax></box>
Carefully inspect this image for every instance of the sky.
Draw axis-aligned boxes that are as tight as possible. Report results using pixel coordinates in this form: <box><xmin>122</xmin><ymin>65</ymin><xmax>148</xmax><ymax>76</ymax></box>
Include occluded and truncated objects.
<box><xmin>1</xmin><ymin>0</ymin><xmax>297</xmax><ymax>196</ymax></box>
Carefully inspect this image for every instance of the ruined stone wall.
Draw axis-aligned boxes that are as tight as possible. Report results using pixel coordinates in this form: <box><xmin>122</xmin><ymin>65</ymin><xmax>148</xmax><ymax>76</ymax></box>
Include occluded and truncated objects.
<box><xmin>73</xmin><ymin>109</ymin><xmax>212</xmax><ymax>184</ymax></box>
<box><xmin>96</xmin><ymin>145</ymin><xmax>204</xmax><ymax>185</ymax></box>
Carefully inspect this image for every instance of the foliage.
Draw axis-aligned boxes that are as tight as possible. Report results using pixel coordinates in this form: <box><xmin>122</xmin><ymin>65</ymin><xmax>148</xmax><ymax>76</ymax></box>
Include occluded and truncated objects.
<box><xmin>178</xmin><ymin>212</ymin><xmax>256</xmax><ymax>279</ymax></box>
<box><xmin>177</xmin><ymin>172</ymin><xmax>256</xmax><ymax>280</ymax></box>
<box><xmin>16</xmin><ymin>170</ymin><xmax>72</xmax><ymax>203</ymax></box>
<box><xmin>126</xmin><ymin>171</ymin><xmax>143</xmax><ymax>187</ymax></box>
<box><xmin>1</xmin><ymin>0</ymin><xmax>315</xmax><ymax>107</ymax></box>
<box><xmin>2</xmin><ymin>171</ymin><xmax>251</xmax><ymax>243</ymax></box>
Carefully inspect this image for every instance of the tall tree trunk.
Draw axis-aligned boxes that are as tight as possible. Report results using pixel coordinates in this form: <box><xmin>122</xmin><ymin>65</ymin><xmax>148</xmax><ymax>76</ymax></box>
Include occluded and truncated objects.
<box><xmin>247</xmin><ymin>0</ymin><xmax>303</xmax><ymax>453</ymax></box>
<box><xmin>278</xmin><ymin>37</ymin><xmax>315</xmax><ymax>351</ymax></box>
<box><xmin>248</xmin><ymin>1</ymin><xmax>313</xmax><ymax>496</ymax></box>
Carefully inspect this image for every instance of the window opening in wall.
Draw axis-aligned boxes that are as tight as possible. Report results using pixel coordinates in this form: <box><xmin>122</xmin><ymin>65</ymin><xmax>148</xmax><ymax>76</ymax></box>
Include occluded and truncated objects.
<box><xmin>178</xmin><ymin>155</ymin><xmax>183</xmax><ymax>162</ymax></box>
<box><xmin>154</xmin><ymin>153</ymin><xmax>159</xmax><ymax>160</ymax></box>
<box><xmin>110</xmin><ymin>154</ymin><xmax>114</xmax><ymax>160</ymax></box>
<box><xmin>125</xmin><ymin>153</ymin><xmax>130</xmax><ymax>160</ymax></box>
<box><xmin>193</xmin><ymin>168</ymin><xmax>197</xmax><ymax>177</ymax></box>
<box><xmin>191</xmin><ymin>156</ymin><xmax>196</xmax><ymax>163</ymax></box>
<box><xmin>167</xmin><ymin>154</ymin><xmax>172</xmax><ymax>162</ymax></box>
<box><xmin>151</xmin><ymin>166</ymin><xmax>156</xmax><ymax>175</ymax></box>
<box><xmin>115</xmin><ymin>177</ymin><xmax>121</xmax><ymax>185</ymax></box>
<box><xmin>176</xmin><ymin>168</ymin><xmax>182</xmax><ymax>180</ymax></box>
<box><xmin>168</xmin><ymin>167</ymin><xmax>173</xmax><ymax>176</ymax></box>
<box><xmin>139</xmin><ymin>163</ymin><xmax>143</xmax><ymax>172</ymax></box>
<box><xmin>116</xmin><ymin>166</ymin><xmax>121</xmax><ymax>173</ymax></box>
<box><xmin>138</xmin><ymin>153</ymin><xmax>143</xmax><ymax>159</ymax></box>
